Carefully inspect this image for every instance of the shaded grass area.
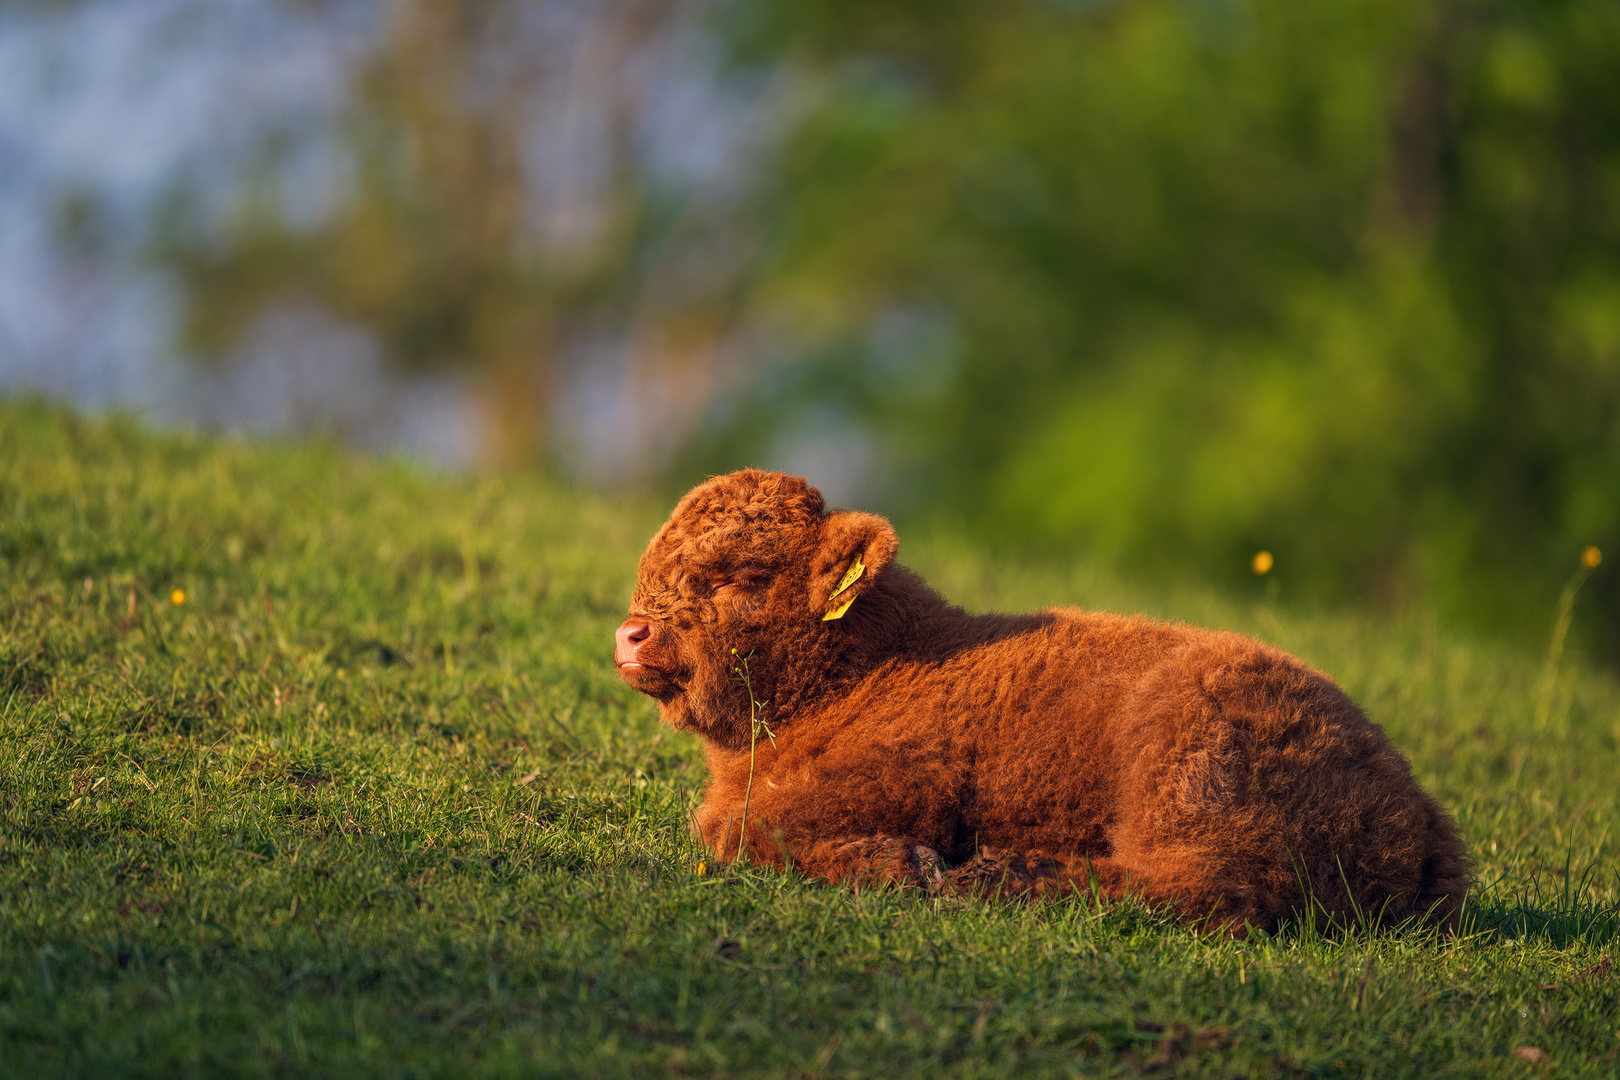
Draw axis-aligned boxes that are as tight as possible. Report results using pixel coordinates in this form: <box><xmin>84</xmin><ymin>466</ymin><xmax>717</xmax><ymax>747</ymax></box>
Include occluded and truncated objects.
<box><xmin>2</xmin><ymin>400</ymin><xmax>1618</xmax><ymax>1078</ymax></box>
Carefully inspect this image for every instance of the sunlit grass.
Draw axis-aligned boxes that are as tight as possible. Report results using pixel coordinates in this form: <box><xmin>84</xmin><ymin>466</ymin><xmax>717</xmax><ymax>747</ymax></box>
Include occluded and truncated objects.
<box><xmin>3</xmin><ymin>399</ymin><xmax>1618</xmax><ymax>1078</ymax></box>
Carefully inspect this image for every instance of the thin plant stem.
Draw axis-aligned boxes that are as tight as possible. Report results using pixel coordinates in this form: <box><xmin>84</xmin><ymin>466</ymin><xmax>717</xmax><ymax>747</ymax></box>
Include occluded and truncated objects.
<box><xmin>729</xmin><ymin>648</ymin><xmax>773</xmax><ymax>863</ymax></box>
<box><xmin>739</xmin><ymin>726</ymin><xmax>758</xmax><ymax>861</ymax></box>
<box><xmin>1534</xmin><ymin>563</ymin><xmax>1593</xmax><ymax>731</ymax></box>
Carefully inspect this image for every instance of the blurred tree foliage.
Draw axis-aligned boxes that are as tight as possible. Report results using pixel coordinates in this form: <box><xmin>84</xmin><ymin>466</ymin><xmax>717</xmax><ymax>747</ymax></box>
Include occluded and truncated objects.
<box><xmin>155</xmin><ymin>0</ymin><xmax>1618</xmax><ymax>651</ymax></box>
<box><xmin>160</xmin><ymin>0</ymin><xmax>733</xmax><ymax>463</ymax></box>
<box><xmin>701</xmin><ymin>0</ymin><xmax>1620</xmax><ymax>650</ymax></box>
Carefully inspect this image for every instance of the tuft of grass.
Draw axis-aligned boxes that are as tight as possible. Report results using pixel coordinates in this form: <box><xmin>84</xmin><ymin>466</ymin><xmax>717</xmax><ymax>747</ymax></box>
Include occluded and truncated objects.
<box><xmin>3</xmin><ymin>398</ymin><xmax>1619</xmax><ymax>1078</ymax></box>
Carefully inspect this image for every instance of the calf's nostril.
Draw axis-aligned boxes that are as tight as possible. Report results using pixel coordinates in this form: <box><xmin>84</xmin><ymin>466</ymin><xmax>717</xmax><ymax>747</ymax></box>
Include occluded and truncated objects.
<box><xmin>615</xmin><ymin>619</ymin><xmax>655</xmax><ymax>662</ymax></box>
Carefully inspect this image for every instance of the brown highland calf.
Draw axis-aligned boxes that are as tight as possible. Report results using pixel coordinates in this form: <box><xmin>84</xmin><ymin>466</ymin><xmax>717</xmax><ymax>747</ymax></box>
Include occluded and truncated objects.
<box><xmin>614</xmin><ymin>469</ymin><xmax>1470</xmax><ymax>933</ymax></box>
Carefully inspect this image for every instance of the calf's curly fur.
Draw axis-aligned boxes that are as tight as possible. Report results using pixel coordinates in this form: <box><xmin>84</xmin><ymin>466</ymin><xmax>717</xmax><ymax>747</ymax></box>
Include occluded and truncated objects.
<box><xmin>614</xmin><ymin>469</ymin><xmax>1470</xmax><ymax>933</ymax></box>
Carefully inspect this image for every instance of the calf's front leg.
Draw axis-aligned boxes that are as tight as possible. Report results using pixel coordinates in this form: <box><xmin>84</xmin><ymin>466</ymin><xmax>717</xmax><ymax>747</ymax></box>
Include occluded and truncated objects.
<box><xmin>803</xmin><ymin>835</ymin><xmax>948</xmax><ymax>891</ymax></box>
<box><xmin>701</xmin><ymin>805</ymin><xmax>947</xmax><ymax>892</ymax></box>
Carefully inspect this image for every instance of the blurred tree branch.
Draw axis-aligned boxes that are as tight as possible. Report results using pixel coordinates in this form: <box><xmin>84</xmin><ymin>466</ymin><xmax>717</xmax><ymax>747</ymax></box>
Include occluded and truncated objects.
<box><xmin>163</xmin><ymin>0</ymin><xmax>695</xmax><ymax>463</ymax></box>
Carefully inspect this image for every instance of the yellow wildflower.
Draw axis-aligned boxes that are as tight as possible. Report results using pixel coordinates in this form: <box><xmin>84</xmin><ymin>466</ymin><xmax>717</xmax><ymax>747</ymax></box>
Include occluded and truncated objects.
<box><xmin>1581</xmin><ymin>546</ymin><xmax>1602</xmax><ymax>570</ymax></box>
<box><xmin>170</xmin><ymin>589</ymin><xmax>186</xmax><ymax>605</ymax></box>
<box><xmin>1251</xmin><ymin>551</ymin><xmax>1274</xmax><ymax>576</ymax></box>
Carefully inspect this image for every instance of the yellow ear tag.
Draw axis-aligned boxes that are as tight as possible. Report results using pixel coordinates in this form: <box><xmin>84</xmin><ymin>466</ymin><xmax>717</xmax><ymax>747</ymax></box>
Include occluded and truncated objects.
<box><xmin>822</xmin><ymin>555</ymin><xmax>865</xmax><ymax>621</ymax></box>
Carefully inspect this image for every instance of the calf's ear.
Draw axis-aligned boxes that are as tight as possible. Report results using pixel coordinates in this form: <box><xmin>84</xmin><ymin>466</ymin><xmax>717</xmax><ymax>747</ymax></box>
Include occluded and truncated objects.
<box><xmin>811</xmin><ymin>511</ymin><xmax>899</xmax><ymax>619</ymax></box>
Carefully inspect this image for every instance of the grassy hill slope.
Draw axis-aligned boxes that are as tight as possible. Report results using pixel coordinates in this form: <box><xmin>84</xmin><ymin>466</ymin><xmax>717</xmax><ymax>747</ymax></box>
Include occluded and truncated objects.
<box><xmin>2</xmin><ymin>400</ymin><xmax>1617</xmax><ymax>1078</ymax></box>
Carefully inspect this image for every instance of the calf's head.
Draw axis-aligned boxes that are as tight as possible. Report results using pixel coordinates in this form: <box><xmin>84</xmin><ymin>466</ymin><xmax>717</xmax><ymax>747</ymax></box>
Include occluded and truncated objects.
<box><xmin>615</xmin><ymin>470</ymin><xmax>898</xmax><ymax>749</ymax></box>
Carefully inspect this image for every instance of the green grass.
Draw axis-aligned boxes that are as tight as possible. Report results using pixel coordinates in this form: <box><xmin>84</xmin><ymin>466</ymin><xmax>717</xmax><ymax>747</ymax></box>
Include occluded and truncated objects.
<box><xmin>2</xmin><ymin>398</ymin><xmax>1618</xmax><ymax>1078</ymax></box>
